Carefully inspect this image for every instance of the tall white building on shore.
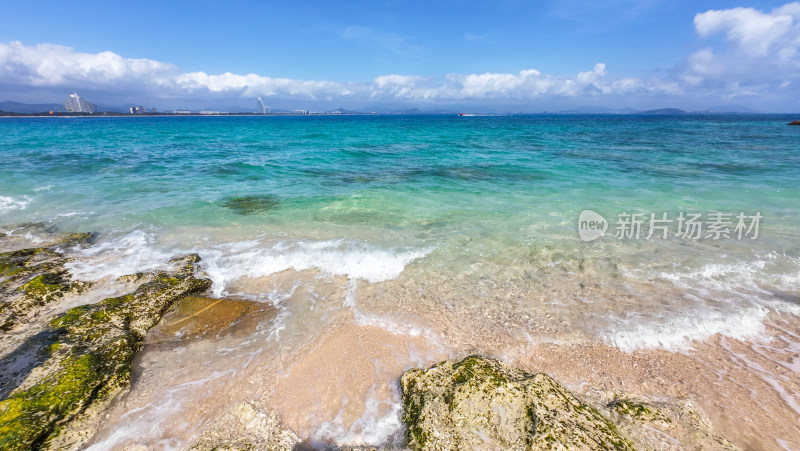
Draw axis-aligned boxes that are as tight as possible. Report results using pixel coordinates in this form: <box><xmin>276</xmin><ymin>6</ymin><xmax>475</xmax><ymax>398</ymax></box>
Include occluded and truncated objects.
<box><xmin>63</xmin><ymin>92</ymin><xmax>97</xmax><ymax>113</ymax></box>
<box><xmin>256</xmin><ymin>97</ymin><xmax>270</xmax><ymax>114</ymax></box>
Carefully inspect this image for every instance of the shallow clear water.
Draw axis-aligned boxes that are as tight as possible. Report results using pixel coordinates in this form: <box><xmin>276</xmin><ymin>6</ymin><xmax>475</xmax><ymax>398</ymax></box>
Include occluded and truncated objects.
<box><xmin>2</xmin><ymin>114</ymin><xmax>800</xmax><ymax>447</ymax></box>
<box><xmin>2</xmin><ymin>115</ymin><xmax>799</xmax><ymax>341</ymax></box>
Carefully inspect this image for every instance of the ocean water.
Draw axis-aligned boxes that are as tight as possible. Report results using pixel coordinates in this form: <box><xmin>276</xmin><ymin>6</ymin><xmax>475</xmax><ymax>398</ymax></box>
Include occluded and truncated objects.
<box><xmin>2</xmin><ymin>114</ymin><xmax>800</xmax><ymax>447</ymax></box>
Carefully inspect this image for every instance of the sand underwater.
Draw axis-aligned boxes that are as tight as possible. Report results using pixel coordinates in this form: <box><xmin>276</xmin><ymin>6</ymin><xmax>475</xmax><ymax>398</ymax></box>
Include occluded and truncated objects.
<box><xmin>1</xmin><ymin>114</ymin><xmax>799</xmax><ymax>449</ymax></box>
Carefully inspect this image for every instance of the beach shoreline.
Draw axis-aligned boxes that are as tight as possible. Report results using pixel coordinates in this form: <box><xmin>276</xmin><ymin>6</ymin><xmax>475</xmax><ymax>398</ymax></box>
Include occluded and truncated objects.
<box><xmin>1</xmin><ymin>229</ymin><xmax>798</xmax><ymax>449</ymax></box>
<box><xmin>1</xmin><ymin>114</ymin><xmax>799</xmax><ymax>449</ymax></box>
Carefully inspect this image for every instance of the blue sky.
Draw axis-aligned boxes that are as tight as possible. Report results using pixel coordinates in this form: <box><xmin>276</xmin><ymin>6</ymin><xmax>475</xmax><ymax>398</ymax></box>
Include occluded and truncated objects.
<box><xmin>1</xmin><ymin>1</ymin><xmax>798</xmax><ymax>111</ymax></box>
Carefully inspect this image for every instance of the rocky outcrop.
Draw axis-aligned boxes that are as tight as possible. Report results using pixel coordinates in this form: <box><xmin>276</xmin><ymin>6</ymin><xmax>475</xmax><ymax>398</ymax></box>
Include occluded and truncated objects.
<box><xmin>788</xmin><ymin>121</ymin><xmax>800</xmax><ymax>125</ymax></box>
<box><xmin>0</xmin><ymin>254</ymin><xmax>212</xmax><ymax>450</ymax></box>
<box><xmin>190</xmin><ymin>401</ymin><xmax>300</xmax><ymax>450</ymax></box>
<box><xmin>401</xmin><ymin>356</ymin><xmax>633</xmax><ymax>450</ymax></box>
<box><xmin>598</xmin><ymin>394</ymin><xmax>737</xmax><ymax>450</ymax></box>
<box><xmin>0</xmin><ymin>233</ymin><xmax>93</xmax><ymax>332</ymax></box>
<box><xmin>401</xmin><ymin>356</ymin><xmax>737</xmax><ymax>450</ymax></box>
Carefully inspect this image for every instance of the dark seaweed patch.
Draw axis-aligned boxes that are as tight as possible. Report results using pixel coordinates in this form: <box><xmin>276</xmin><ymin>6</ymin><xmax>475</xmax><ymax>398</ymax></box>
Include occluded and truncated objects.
<box><xmin>221</xmin><ymin>195</ymin><xmax>280</xmax><ymax>215</ymax></box>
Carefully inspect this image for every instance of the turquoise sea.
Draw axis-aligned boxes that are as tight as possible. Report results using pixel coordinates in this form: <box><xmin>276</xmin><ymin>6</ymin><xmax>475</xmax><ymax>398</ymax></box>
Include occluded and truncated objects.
<box><xmin>2</xmin><ymin>114</ymin><xmax>800</xmax><ymax>341</ymax></box>
<box><xmin>1</xmin><ymin>114</ymin><xmax>800</xmax><ymax>447</ymax></box>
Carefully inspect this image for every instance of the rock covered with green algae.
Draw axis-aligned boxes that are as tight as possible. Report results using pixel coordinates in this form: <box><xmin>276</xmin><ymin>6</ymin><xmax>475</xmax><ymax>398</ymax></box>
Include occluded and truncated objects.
<box><xmin>0</xmin><ymin>254</ymin><xmax>212</xmax><ymax>450</ymax></box>
<box><xmin>401</xmin><ymin>356</ymin><xmax>634</xmax><ymax>450</ymax></box>
<box><xmin>599</xmin><ymin>395</ymin><xmax>738</xmax><ymax>450</ymax></box>
<box><xmin>0</xmin><ymin>233</ymin><xmax>93</xmax><ymax>332</ymax></box>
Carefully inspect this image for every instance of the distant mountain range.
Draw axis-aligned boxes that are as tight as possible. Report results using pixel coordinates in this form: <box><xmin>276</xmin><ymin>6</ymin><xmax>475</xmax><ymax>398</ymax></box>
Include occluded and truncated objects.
<box><xmin>555</xmin><ymin>106</ymin><xmax>638</xmax><ymax>114</ymax></box>
<box><xmin>0</xmin><ymin>101</ymin><xmax>66</xmax><ymax>113</ymax></box>
<box><xmin>639</xmin><ymin>108</ymin><xmax>687</xmax><ymax>115</ymax></box>
<box><xmin>555</xmin><ymin>104</ymin><xmax>760</xmax><ymax>115</ymax></box>
<box><xmin>0</xmin><ymin>101</ymin><xmax>771</xmax><ymax>115</ymax></box>
<box><xmin>702</xmin><ymin>104</ymin><xmax>759</xmax><ymax>114</ymax></box>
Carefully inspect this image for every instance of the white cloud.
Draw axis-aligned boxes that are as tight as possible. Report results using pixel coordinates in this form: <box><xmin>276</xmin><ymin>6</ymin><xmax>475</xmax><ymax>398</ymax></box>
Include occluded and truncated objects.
<box><xmin>0</xmin><ymin>41</ymin><xmax>177</xmax><ymax>87</ymax></box>
<box><xmin>682</xmin><ymin>2</ymin><xmax>800</xmax><ymax>102</ymax></box>
<box><xmin>2</xmin><ymin>2</ymin><xmax>800</xmax><ymax>115</ymax></box>
<box><xmin>174</xmin><ymin>72</ymin><xmax>356</xmax><ymax>100</ymax></box>
<box><xmin>0</xmin><ymin>40</ymin><xmax>679</xmax><ymax>106</ymax></box>
<box><xmin>694</xmin><ymin>4</ymin><xmax>799</xmax><ymax>57</ymax></box>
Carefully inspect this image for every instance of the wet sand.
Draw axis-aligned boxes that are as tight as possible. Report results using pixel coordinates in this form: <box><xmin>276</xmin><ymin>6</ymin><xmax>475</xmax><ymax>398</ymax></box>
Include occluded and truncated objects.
<box><xmin>259</xmin><ymin>314</ymin><xmax>800</xmax><ymax>450</ymax></box>
<box><xmin>267</xmin><ymin>315</ymin><xmax>448</xmax><ymax>445</ymax></box>
<box><xmin>19</xmin><ymin>234</ymin><xmax>786</xmax><ymax>450</ymax></box>
<box><xmin>509</xmin><ymin>326</ymin><xmax>800</xmax><ymax>450</ymax></box>
<box><xmin>89</xmin><ymin>285</ymin><xmax>800</xmax><ymax>450</ymax></box>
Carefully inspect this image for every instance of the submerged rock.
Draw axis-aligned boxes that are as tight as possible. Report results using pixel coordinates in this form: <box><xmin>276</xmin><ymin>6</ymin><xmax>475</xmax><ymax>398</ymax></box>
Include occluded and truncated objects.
<box><xmin>0</xmin><ymin>254</ymin><xmax>212</xmax><ymax>450</ymax></box>
<box><xmin>401</xmin><ymin>356</ymin><xmax>633</xmax><ymax>450</ymax></box>
<box><xmin>147</xmin><ymin>295</ymin><xmax>275</xmax><ymax>344</ymax></box>
<box><xmin>599</xmin><ymin>394</ymin><xmax>738</xmax><ymax>450</ymax></box>
<box><xmin>190</xmin><ymin>401</ymin><xmax>300</xmax><ymax>450</ymax></box>
<box><xmin>221</xmin><ymin>195</ymin><xmax>280</xmax><ymax>215</ymax></box>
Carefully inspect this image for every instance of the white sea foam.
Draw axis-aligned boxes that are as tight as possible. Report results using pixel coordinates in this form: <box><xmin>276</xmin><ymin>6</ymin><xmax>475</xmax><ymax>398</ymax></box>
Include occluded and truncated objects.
<box><xmin>85</xmin><ymin>369</ymin><xmax>233</xmax><ymax>451</ymax></box>
<box><xmin>314</xmin><ymin>383</ymin><xmax>404</xmax><ymax>447</ymax></box>
<box><xmin>63</xmin><ymin>229</ymin><xmax>429</xmax><ymax>299</ymax></box>
<box><xmin>198</xmin><ymin>239</ymin><xmax>432</xmax><ymax>296</ymax></box>
<box><xmin>33</xmin><ymin>185</ymin><xmax>53</xmax><ymax>192</ymax></box>
<box><xmin>65</xmin><ymin>230</ymin><xmax>176</xmax><ymax>282</ymax></box>
<box><xmin>611</xmin><ymin>254</ymin><xmax>800</xmax><ymax>351</ymax></box>
<box><xmin>606</xmin><ymin>305</ymin><xmax>768</xmax><ymax>352</ymax></box>
<box><xmin>649</xmin><ymin>253</ymin><xmax>800</xmax><ymax>296</ymax></box>
<box><xmin>0</xmin><ymin>195</ymin><xmax>31</xmax><ymax>214</ymax></box>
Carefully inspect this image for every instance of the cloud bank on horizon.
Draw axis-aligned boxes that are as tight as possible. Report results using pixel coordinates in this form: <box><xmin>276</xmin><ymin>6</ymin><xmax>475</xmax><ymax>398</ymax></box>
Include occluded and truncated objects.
<box><xmin>1</xmin><ymin>2</ymin><xmax>799</xmax><ymax>111</ymax></box>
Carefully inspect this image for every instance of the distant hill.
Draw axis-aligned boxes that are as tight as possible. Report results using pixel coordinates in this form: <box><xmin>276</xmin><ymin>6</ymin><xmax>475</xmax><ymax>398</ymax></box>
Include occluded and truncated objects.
<box><xmin>95</xmin><ymin>103</ymin><xmax>129</xmax><ymax>113</ymax></box>
<box><xmin>389</xmin><ymin>108</ymin><xmax>423</xmax><ymax>114</ymax></box>
<box><xmin>326</xmin><ymin>108</ymin><xmax>367</xmax><ymax>114</ymax></box>
<box><xmin>388</xmin><ymin>108</ymin><xmax>460</xmax><ymax>115</ymax></box>
<box><xmin>0</xmin><ymin>100</ymin><xmax>133</xmax><ymax>113</ymax></box>
<box><xmin>639</xmin><ymin>108</ymin><xmax>686</xmax><ymax>115</ymax></box>
<box><xmin>556</xmin><ymin>106</ymin><xmax>638</xmax><ymax>114</ymax></box>
<box><xmin>702</xmin><ymin>104</ymin><xmax>759</xmax><ymax>114</ymax></box>
<box><xmin>0</xmin><ymin>101</ymin><xmax>65</xmax><ymax>113</ymax></box>
<box><xmin>203</xmin><ymin>105</ymin><xmax>253</xmax><ymax>113</ymax></box>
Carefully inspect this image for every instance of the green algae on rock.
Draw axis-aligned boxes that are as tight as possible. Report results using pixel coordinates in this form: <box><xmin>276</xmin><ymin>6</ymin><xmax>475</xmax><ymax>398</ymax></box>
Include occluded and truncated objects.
<box><xmin>0</xmin><ymin>234</ymin><xmax>93</xmax><ymax>332</ymax></box>
<box><xmin>0</xmin><ymin>254</ymin><xmax>212</xmax><ymax>450</ymax></box>
<box><xmin>599</xmin><ymin>394</ymin><xmax>738</xmax><ymax>450</ymax></box>
<box><xmin>221</xmin><ymin>195</ymin><xmax>280</xmax><ymax>215</ymax></box>
<box><xmin>401</xmin><ymin>356</ymin><xmax>633</xmax><ymax>450</ymax></box>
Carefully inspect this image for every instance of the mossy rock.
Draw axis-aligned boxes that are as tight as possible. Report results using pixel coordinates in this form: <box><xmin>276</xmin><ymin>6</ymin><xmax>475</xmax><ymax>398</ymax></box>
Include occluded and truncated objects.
<box><xmin>0</xmin><ymin>344</ymin><xmax>134</xmax><ymax>450</ymax></box>
<box><xmin>0</xmin><ymin>241</ymin><xmax>91</xmax><ymax>332</ymax></box>
<box><xmin>0</xmin><ymin>254</ymin><xmax>212</xmax><ymax>450</ymax></box>
<box><xmin>401</xmin><ymin>356</ymin><xmax>634</xmax><ymax>450</ymax></box>
<box><xmin>47</xmin><ymin>232</ymin><xmax>95</xmax><ymax>249</ymax></box>
<box><xmin>595</xmin><ymin>393</ymin><xmax>738</xmax><ymax>450</ymax></box>
<box><xmin>0</xmin><ymin>248</ymin><xmax>49</xmax><ymax>278</ymax></box>
<box><xmin>608</xmin><ymin>399</ymin><xmax>671</xmax><ymax>424</ymax></box>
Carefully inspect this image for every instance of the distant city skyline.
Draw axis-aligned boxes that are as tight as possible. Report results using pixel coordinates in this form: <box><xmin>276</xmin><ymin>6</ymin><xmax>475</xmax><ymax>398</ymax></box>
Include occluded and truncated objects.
<box><xmin>1</xmin><ymin>1</ymin><xmax>799</xmax><ymax>112</ymax></box>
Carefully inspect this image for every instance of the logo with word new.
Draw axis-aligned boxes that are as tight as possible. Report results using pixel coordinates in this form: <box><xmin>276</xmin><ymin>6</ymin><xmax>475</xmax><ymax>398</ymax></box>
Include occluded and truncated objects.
<box><xmin>577</xmin><ymin>210</ymin><xmax>762</xmax><ymax>242</ymax></box>
<box><xmin>578</xmin><ymin>210</ymin><xmax>608</xmax><ymax>241</ymax></box>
